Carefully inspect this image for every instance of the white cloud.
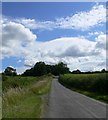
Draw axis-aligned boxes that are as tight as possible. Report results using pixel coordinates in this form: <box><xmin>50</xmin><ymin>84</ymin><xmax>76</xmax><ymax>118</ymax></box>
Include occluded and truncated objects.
<box><xmin>17</xmin><ymin>60</ymin><xmax>22</xmax><ymax>63</ymax></box>
<box><xmin>3</xmin><ymin>4</ymin><xmax>106</xmax><ymax>31</ymax></box>
<box><xmin>15</xmin><ymin>18</ymin><xmax>55</xmax><ymax>30</ymax></box>
<box><xmin>22</xmin><ymin>36</ymin><xmax>106</xmax><ymax>72</ymax></box>
<box><xmin>95</xmin><ymin>33</ymin><xmax>106</xmax><ymax>50</ymax></box>
<box><xmin>56</xmin><ymin>4</ymin><xmax>106</xmax><ymax>30</ymax></box>
<box><xmin>1</xmin><ymin>3</ymin><xmax>106</xmax><ymax>73</ymax></box>
<box><xmin>1</xmin><ymin>21</ymin><xmax>37</xmax><ymax>59</ymax></box>
<box><xmin>68</xmin><ymin>58</ymin><xmax>106</xmax><ymax>72</ymax></box>
<box><xmin>16</xmin><ymin>66</ymin><xmax>29</xmax><ymax>74</ymax></box>
<box><xmin>88</xmin><ymin>31</ymin><xmax>104</xmax><ymax>36</ymax></box>
<box><xmin>1</xmin><ymin>20</ymin><xmax>106</xmax><ymax>73</ymax></box>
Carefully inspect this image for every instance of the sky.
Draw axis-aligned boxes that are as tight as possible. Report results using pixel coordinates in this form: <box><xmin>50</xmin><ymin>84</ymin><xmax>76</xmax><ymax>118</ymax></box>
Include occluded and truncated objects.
<box><xmin>1</xmin><ymin>2</ymin><xmax>107</xmax><ymax>74</ymax></box>
<box><xmin>2</xmin><ymin>0</ymin><xmax>107</xmax><ymax>2</ymax></box>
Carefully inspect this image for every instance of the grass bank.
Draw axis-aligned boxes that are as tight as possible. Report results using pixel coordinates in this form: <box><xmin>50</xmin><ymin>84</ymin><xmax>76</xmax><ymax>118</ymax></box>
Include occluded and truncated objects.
<box><xmin>2</xmin><ymin>75</ymin><xmax>52</xmax><ymax>118</ymax></box>
<box><xmin>59</xmin><ymin>73</ymin><xmax>108</xmax><ymax>103</ymax></box>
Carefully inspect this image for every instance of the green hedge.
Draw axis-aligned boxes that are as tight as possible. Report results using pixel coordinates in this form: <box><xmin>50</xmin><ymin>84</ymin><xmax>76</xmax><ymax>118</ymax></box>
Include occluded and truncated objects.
<box><xmin>59</xmin><ymin>73</ymin><xmax>107</xmax><ymax>95</ymax></box>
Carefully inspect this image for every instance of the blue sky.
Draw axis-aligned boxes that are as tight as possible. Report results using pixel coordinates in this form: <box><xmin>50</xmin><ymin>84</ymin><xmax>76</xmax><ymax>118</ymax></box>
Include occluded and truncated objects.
<box><xmin>1</xmin><ymin>2</ymin><xmax>106</xmax><ymax>73</ymax></box>
<box><xmin>3</xmin><ymin>2</ymin><xmax>94</xmax><ymax>19</ymax></box>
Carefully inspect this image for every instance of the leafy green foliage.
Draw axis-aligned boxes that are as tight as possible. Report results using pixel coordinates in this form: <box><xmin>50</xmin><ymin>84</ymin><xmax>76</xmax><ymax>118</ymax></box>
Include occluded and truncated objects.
<box><xmin>59</xmin><ymin>73</ymin><xmax>108</xmax><ymax>103</ymax></box>
<box><xmin>59</xmin><ymin>71</ymin><xmax>108</xmax><ymax>103</ymax></box>
<box><xmin>33</xmin><ymin>62</ymin><xmax>47</xmax><ymax>76</ymax></box>
<box><xmin>2</xmin><ymin>75</ymin><xmax>39</xmax><ymax>91</ymax></box>
<box><xmin>22</xmin><ymin>62</ymin><xmax>70</xmax><ymax>76</ymax></box>
<box><xmin>59</xmin><ymin>73</ymin><xmax>107</xmax><ymax>95</ymax></box>
<box><xmin>51</xmin><ymin>62</ymin><xmax>69</xmax><ymax>75</ymax></box>
<box><xmin>4</xmin><ymin>67</ymin><xmax>17</xmax><ymax>76</ymax></box>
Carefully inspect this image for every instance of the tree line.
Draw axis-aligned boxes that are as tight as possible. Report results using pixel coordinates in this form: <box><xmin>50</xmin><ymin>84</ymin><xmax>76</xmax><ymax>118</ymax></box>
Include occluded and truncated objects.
<box><xmin>22</xmin><ymin>62</ymin><xmax>69</xmax><ymax>76</ymax></box>
<box><xmin>3</xmin><ymin>61</ymin><xmax>108</xmax><ymax>76</ymax></box>
<box><xmin>3</xmin><ymin>62</ymin><xmax>70</xmax><ymax>76</ymax></box>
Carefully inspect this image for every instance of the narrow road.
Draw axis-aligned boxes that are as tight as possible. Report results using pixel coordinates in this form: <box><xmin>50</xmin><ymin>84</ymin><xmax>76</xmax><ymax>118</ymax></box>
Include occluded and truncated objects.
<box><xmin>45</xmin><ymin>78</ymin><xmax>107</xmax><ymax>118</ymax></box>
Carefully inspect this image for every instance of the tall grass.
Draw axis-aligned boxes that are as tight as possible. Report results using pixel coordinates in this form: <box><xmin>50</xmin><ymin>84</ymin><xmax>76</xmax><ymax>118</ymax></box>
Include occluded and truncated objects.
<box><xmin>2</xmin><ymin>75</ymin><xmax>52</xmax><ymax>118</ymax></box>
<box><xmin>59</xmin><ymin>73</ymin><xmax>108</xmax><ymax>103</ymax></box>
<box><xmin>2</xmin><ymin>76</ymin><xmax>39</xmax><ymax>91</ymax></box>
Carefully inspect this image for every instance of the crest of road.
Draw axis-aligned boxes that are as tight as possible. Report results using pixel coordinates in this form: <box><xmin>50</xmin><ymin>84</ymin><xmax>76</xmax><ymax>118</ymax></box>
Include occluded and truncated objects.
<box><xmin>44</xmin><ymin>78</ymin><xmax>107</xmax><ymax>118</ymax></box>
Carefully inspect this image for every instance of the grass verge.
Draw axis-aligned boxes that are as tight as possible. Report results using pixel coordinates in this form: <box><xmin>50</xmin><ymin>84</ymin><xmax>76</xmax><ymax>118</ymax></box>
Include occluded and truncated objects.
<box><xmin>2</xmin><ymin>75</ymin><xmax>52</xmax><ymax>118</ymax></box>
<box><xmin>69</xmin><ymin>88</ymin><xmax>108</xmax><ymax>104</ymax></box>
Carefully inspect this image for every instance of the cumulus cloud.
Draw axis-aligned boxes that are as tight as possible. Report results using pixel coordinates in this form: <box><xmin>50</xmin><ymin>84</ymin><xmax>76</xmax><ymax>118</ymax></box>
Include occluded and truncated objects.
<box><xmin>1</xmin><ymin>3</ymin><xmax>106</xmax><ymax>72</ymax></box>
<box><xmin>1</xmin><ymin>21</ymin><xmax>37</xmax><ymax>59</ymax></box>
<box><xmin>21</xmin><ymin>36</ymin><xmax>106</xmax><ymax>72</ymax></box>
<box><xmin>1</xmin><ymin>19</ymin><xmax>106</xmax><ymax>72</ymax></box>
<box><xmin>95</xmin><ymin>33</ymin><xmax>106</xmax><ymax>50</ymax></box>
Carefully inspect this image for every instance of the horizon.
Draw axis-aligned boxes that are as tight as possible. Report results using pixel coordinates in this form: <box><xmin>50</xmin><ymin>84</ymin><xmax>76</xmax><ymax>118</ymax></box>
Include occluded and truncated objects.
<box><xmin>1</xmin><ymin>2</ymin><xmax>107</xmax><ymax>74</ymax></box>
<box><xmin>1</xmin><ymin>61</ymin><xmax>108</xmax><ymax>75</ymax></box>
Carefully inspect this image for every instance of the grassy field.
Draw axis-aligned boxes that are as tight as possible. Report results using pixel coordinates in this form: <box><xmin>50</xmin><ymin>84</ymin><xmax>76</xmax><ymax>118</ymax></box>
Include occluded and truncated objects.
<box><xmin>2</xmin><ymin>75</ymin><xmax>52</xmax><ymax>118</ymax></box>
<box><xmin>59</xmin><ymin>73</ymin><xmax>108</xmax><ymax>103</ymax></box>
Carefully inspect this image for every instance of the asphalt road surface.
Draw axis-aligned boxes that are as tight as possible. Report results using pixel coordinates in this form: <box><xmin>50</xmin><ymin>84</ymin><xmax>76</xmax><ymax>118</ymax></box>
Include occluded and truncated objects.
<box><xmin>45</xmin><ymin>78</ymin><xmax>107</xmax><ymax>118</ymax></box>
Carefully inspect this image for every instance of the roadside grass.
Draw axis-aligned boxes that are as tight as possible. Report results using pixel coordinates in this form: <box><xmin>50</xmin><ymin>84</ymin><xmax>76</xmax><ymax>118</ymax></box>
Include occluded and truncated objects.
<box><xmin>59</xmin><ymin>73</ymin><xmax>108</xmax><ymax>104</ymax></box>
<box><xmin>0</xmin><ymin>96</ymin><xmax>2</xmax><ymax>119</ymax></box>
<box><xmin>0</xmin><ymin>76</ymin><xmax>2</xmax><ymax>119</ymax></box>
<box><xmin>2</xmin><ymin>75</ymin><xmax>52</xmax><ymax>118</ymax></box>
<box><xmin>69</xmin><ymin>88</ymin><xmax>108</xmax><ymax>104</ymax></box>
<box><xmin>2</xmin><ymin>75</ymin><xmax>39</xmax><ymax>91</ymax></box>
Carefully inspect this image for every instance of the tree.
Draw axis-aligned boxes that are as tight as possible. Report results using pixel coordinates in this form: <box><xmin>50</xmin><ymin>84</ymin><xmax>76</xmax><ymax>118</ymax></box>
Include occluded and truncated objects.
<box><xmin>101</xmin><ymin>69</ymin><xmax>106</xmax><ymax>73</ymax></box>
<box><xmin>46</xmin><ymin>65</ymin><xmax>52</xmax><ymax>74</ymax></box>
<box><xmin>4</xmin><ymin>66</ymin><xmax>17</xmax><ymax>76</ymax></box>
<box><xmin>51</xmin><ymin>62</ymin><xmax>69</xmax><ymax>75</ymax></box>
<box><xmin>33</xmin><ymin>62</ymin><xmax>47</xmax><ymax>76</ymax></box>
<box><xmin>72</xmin><ymin>69</ymin><xmax>81</xmax><ymax>74</ymax></box>
<box><xmin>22</xmin><ymin>68</ymin><xmax>33</xmax><ymax>76</ymax></box>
